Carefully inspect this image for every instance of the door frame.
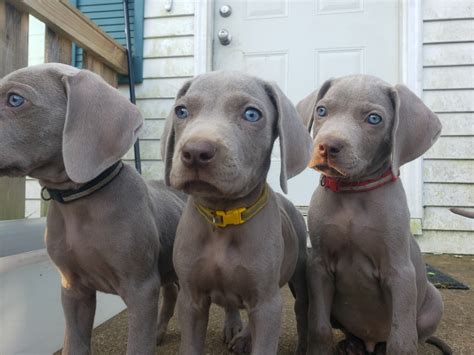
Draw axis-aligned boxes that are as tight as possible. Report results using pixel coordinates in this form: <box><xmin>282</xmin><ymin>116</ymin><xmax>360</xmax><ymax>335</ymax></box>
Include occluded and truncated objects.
<box><xmin>193</xmin><ymin>0</ymin><xmax>424</xmax><ymax>220</ymax></box>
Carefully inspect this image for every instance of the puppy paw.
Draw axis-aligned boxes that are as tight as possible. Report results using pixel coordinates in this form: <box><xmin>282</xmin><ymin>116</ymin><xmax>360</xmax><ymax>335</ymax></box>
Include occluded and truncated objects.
<box><xmin>229</xmin><ymin>328</ymin><xmax>251</xmax><ymax>354</ymax></box>
<box><xmin>335</xmin><ymin>336</ymin><xmax>367</xmax><ymax>355</ymax></box>
<box><xmin>222</xmin><ymin>311</ymin><xmax>243</xmax><ymax>344</ymax></box>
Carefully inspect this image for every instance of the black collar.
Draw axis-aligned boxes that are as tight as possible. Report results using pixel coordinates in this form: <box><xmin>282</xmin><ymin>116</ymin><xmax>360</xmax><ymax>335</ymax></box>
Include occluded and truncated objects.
<box><xmin>41</xmin><ymin>161</ymin><xmax>124</xmax><ymax>203</ymax></box>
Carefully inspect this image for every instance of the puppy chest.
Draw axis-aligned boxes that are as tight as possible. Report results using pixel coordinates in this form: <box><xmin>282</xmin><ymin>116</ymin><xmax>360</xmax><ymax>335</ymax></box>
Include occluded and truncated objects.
<box><xmin>180</xmin><ymin>243</ymin><xmax>257</xmax><ymax>308</ymax></box>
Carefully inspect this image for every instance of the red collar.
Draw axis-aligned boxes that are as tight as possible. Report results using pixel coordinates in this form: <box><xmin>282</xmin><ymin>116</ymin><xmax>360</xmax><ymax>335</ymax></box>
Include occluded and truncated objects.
<box><xmin>320</xmin><ymin>168</ymin><xmax>399</xmax><ymax>193</ymax></box>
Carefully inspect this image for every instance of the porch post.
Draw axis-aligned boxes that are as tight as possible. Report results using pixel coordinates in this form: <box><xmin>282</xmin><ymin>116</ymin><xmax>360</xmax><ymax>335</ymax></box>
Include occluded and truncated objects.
<box><xmin>0</xmin><ymin>0</ymin><xmax>28</xmax><ymax>220</ymax></box>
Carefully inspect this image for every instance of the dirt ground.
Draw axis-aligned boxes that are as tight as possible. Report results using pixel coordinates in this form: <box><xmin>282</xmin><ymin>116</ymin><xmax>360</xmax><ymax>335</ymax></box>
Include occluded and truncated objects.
<box><xmin>55</xmin><ymin>254</ymin><xmax>473</xmax><ymax>354</ymax></box>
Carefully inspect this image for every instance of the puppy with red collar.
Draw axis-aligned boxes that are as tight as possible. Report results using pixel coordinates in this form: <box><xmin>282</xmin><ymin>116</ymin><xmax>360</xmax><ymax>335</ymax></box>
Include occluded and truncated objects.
<box><xmin>297</xmin><ymin>75</ymin><xmax>451</xmax><ymax>355</ymax></box>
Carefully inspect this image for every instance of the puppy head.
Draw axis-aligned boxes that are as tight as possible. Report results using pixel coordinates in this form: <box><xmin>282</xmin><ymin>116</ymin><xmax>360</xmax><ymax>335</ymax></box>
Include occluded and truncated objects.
<box><xmin>0</xmin><ymin>63</ymin><xmax>143</xmax><ymax>183</ymax></box>
<box><xmin>161</xmin><ymin>71</ymin><xmax>312</xmax><ymax>198</ymax></box>
<box><xmin>297</xmin><ymin>75</ymin><xmax>441</xmax><ymax>179</ymax></box>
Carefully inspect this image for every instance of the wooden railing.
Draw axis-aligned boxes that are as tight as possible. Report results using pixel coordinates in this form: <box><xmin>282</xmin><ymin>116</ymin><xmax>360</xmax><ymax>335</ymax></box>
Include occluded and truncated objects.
<box><xmin>0</xmin><ymin>0</ymin><xmax>129</xmax><ymax>220</ymax></box>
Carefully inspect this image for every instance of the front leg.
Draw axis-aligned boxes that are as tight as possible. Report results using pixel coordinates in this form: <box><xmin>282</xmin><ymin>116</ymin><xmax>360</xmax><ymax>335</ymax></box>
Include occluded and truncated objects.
<box><xmin>122</xmin><ymin>278</ymin><xmax>160</xmax><ymax>355</ymax></box>
<box><xmin>307</xmin><ymin>255</ymin><xmax>334</xmax><ymax>355</ymax></box>
<box><xmin>156</xmin><ymin>282</ymin><xmax>179</xmax><ymax>345</ymax></box>
<box><xmin>248</xmin><ymin>291</ymin><xmax>282</xmax><ymax>355</ymax></box>
<box><xmin>385</xmin><ymin>265</ymin><xmax>418</xmax><ymax>355</ymax></box>
<box><xmin>177</xmin><ymin>285</ymin><xmax>210</xmax><ymax>355</ymax></box>
<box><xmin>289</xmin><ymin>259</ymin><xmax>309</xmax><ymax>354</ymax></box>
<box><xmin>223</xmin><ymin>306</ymin><xmax>243</xmax><ymax>345</ymax></box>
<box><xmin>61</xmin><ymin>286</ymin><xmax>96</xmax><ymax>355</ymax></box>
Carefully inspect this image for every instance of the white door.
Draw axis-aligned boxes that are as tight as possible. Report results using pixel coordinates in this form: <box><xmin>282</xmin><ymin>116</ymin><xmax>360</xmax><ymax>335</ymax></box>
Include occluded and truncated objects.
<box><xmin>213</xmin><ymin>0</ymin><xmax>400</xmax><ymax>206</ymax></box>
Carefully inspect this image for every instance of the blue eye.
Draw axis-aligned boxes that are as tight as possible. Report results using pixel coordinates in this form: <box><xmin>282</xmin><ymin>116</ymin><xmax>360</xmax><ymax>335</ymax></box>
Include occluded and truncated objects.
<box><xmin>367</xmin><ymin>113</ymin><xmax>382</xmax><ymax>125</ymax></box>
<box><xmin>175</xmin><ymin>106</ymin><xmax>189</xmax><ymax>119</ymax></box>
<box><xmin>316</xmin><ymin>106</ymin><xmax>327</xmax><ymax>117</ymax></box>
<box><xmin>243</xmin><ymin>107</ymin><xmax>262</xmax><ymax>122</ymax></box>
<box><xmin>8</xmin><ymin>93</ymin><xmax>25</xmax><ymax>107</ymax></box>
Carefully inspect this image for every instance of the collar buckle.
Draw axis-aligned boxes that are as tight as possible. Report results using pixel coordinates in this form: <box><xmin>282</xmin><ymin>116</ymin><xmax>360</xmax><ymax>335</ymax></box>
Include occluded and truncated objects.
<box><xmin>194</xmin><ymin>184</ymin><xmax>269</xmax><ymax>228</ymax></box>
<box><xmin>215</xmin><ymin>208</ymin><xmax>246</xmax><ymax>227</ymax></box>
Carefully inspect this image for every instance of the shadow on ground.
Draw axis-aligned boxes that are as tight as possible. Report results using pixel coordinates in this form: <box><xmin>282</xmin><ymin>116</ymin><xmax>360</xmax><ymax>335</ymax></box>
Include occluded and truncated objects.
<box><xmin>54</xmin><ymin>254</ymin><xmax>473</xmax><ymax>354</ymax></box>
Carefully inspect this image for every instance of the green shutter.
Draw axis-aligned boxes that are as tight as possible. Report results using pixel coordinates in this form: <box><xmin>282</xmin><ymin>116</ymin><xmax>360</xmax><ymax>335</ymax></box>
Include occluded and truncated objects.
<box><xmin>70</xmin><ymin>0</ymin><xmax>144</xmax><ymax>83</ymax></box>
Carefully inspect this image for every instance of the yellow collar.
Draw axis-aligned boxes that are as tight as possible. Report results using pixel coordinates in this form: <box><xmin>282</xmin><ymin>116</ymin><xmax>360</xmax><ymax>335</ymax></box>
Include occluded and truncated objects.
<box><xmin>194</xmin><ymin>184</ymin><xmax>269</xmax><ymax>228</ymax></box>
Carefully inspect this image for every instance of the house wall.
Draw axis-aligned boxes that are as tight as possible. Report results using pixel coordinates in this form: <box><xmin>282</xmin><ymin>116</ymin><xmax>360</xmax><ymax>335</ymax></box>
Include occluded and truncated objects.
<box><xmin>416</xmin><ymin>0</ymin><xmax>474</xmax><ymax>253</ymax></box>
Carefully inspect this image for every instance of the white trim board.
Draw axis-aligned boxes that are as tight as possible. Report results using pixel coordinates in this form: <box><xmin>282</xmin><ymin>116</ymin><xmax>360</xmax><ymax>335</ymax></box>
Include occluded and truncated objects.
<box><xmin>400</xmin><ymin>0</ymin><xmax>424</xmax><ymax>219</ymax></box>
<box><xmin>194</xmin><ymin>0</ymin><xmax>213</xmax><ymax>75</ymax></box>
<box><xmin>194</xmin><ymin>0</ymin><xmax>424</xmax><ymax>218</ymax></box>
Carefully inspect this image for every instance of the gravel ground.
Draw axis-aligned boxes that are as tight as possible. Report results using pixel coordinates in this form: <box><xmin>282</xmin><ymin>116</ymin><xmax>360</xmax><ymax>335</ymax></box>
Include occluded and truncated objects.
<box><xmin>54</xmin><ymin>254</ymin><xmax>473</xmax><ymax>354</ymax></box>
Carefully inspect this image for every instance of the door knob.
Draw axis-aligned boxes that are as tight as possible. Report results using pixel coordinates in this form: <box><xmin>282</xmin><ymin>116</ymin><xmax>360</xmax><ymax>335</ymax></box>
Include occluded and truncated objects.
<box><xmin>219</xmin><ymin>4</ymin><xmax>232</xmax><ymax>17</ymax></box>
<box><xmin>218</xmin><ymin>29</ymin><xmax>232</xmax><ymax>45</ymax></box>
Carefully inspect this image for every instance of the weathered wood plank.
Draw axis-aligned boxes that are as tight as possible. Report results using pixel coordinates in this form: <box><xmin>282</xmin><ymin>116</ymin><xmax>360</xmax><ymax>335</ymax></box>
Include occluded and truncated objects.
<box><xmin>424</xmin><ymin>66</ymin><xmax>474</xmax><ymax>89</ymax></box>
<box><xmin>136</xmin><ymin>98</ymin><xmax>175</xmax><ymax>119</ymax></box>
<box><xmin>424</xmin><ymin>183</ymin><xmax>474</xmax><ymax>207</ymax></box>
<box><xmin>144</xmin><ymin>0</ymin><xmax>194</xmax><ymax>18</ymax></box>
<box><xmin>423</xmin><ymin>207</ymin><xmax>474</xmax><ymax>231</ymax></box>
<box><xmin>425</xmin><ymin>137</ymin><xmax>473</xmax><ymax>159</ymax></box>
<box><xmin>0</xmin><ymin>177</ymin><xmax>26</xmax><ymax>220</ymax></box>
<box><xmin>0</xmin><ymin>0</ymin><xmax>28</xmax><ymax>220</ymax></box>
<box><xmin>437</xmin><ymin>113</ymin><xmax>474</xmax><ymax>136</ymax></box>
<box><xmin>8</xmin><ymin>0</ymin><xmax>127</xmax><ymax>74</ymax></box>
<box><xmin>424</xmin><ymin>43</ymin><xmax>474</xmax><ymax>66</ymax></box>
<box><xmin>144</xmin><ymin>16</ymin><xmax>194</xmax><ymax>37</ymax></box>
<box><xmin>143</xmin><ymin>36</ymin><xmax>194</xmax><ymax>58</ymax></box>
<box><xmin>143</xmin><ymin>57</ymin><xmax>194</xmax><ymax>78</ymax></box>
<box><xmin>417</xmin><ymin>230</ymin><xmax>474</xmax><ymax>254</ymax></box>
<box><xmin>423</xmin><ymin>90</ymin><xmax>474</xmax><ymax>112</ymax></box>
<box><xmin>424</xmin><ymin>160</ymin><xmax>474</xmax><ymax>183</ymax></box>
<box><xmin>134</xmin><ymin>77</ymin><xmax>189</xmax><ymax>99</ymax></box>
<box><xmin>423</xmin><ymin>0</ymin><xmax>474</xmax><ymax>21</ymax></box>
<box><xmin>45</xmin><ymin>27</ymin><xmax>72</xmax><ymax>64</ymax></box>
<box><xmin>423</xmin><ymin>19</ymin><xmax>474</xmax><ymax>43</ymax></box>
<box><xmin>0</xmin><ymin>1</ymin><xmax>29</xmax><ymax>73</ymax></box>
<box><xmin>82</xmin><ymin>51</ymin><xmax>118</xmax><ymax>88</ymax></box>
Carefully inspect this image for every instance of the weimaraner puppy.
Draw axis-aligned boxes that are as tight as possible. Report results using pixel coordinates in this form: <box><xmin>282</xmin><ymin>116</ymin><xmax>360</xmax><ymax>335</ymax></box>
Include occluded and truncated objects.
<box><xmin>0</xmin><ymin>63</ymin><xmax>185</xmax><ymax>354</ymax></box>
<box><xmin>297</xmin><ymin>75</ymin><xmax>452</xmax><ymax>355</ymax></box>
<box><xmin>161</xmin><ymin>71</ymin><xmax>313</xmax><ymax>354</ymax></box>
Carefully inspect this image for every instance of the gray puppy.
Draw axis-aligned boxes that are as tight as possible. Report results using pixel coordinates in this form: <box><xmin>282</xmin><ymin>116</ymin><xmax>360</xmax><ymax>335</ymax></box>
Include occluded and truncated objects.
<box><xmin>297</xmin><ymin>75</ymin><xmax>451</xmax><ymax>355</ymax></box>
<box><xmin>162</xmin><ymin>71</ymin><xmax>313</xmax><ymax>354</ymax></box>
<box><xmin>0</xmin><ymin>63</ymin><xmax>184</xmax><ymax>354</ymax></box>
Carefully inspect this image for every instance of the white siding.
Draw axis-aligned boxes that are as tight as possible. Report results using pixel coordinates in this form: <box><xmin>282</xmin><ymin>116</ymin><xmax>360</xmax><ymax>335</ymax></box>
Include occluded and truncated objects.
<box><xmin>420</xmin><ymin>0</ymin><xmax>474</xmax><ymax>253</ymax></box>
<box><xmin>121</xmin><ymin>0</ymin><xmax>195</xmax><ymax>179</ymax></box>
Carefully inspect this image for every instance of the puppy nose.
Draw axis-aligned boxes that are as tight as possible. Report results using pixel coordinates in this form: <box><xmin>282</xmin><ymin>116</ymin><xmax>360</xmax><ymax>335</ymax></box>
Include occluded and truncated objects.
<box><xmin>318</xmin><ymin>139</ymin><xmax>344</xmax><ymax>158</ymax></box>
<box><xmin>181</xmin><ymin>140</ymin><xmax>217</xmax><ymax>168</ymax></box>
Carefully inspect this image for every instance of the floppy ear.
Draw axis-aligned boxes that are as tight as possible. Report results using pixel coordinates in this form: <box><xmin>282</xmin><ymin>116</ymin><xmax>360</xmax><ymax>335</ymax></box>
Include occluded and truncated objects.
<box><xmin>389</xmin><ymin>84</ymin><xmax>442</xmax><ymax>175</ymax></box>
<box><xmin>62</xmin><ymin>70</ymin><xmax>143</xmax><ymax>183</ymax></box>
<box><xmin>265</xmin><ymin>82</ymin><xmax>313</xmax><ymax>194</ymax></box>
<box><xmin>296</xmin><ymin>78</ymin><xmax>334</xmax><ymax>133</ymax></box>
<box><xmin>161</xmin><ymin>79</ymin><xmax>193</xmax><ymax>186</ymax></box>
